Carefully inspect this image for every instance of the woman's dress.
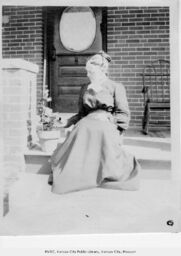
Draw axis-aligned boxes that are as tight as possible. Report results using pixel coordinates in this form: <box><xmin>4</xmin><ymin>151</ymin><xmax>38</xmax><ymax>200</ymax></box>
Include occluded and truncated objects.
<box><xmin>50</xmin><ymin>78</ymin><xmax>140</xmax><ymax>194</ymax></box>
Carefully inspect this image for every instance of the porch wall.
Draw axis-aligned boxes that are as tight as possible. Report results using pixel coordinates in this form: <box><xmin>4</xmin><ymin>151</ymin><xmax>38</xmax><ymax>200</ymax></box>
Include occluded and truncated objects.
<box><xmin>2</xmin><ymin>6</ymin><xmax>44</xmax><ymax>104</ymax></box>
<box><xmin>107</xmin><ymin>7</ymin><xmax>170</xmax><ymax>126</ymax></box>
<box><xmin>2</xmin><ymin>6</ymin><xmax>170</xmax><ymax>127</ymax></box>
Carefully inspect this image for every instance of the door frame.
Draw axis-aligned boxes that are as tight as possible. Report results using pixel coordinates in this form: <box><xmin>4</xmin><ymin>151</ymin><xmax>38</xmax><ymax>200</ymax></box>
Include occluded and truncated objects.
<box><xmin>43</xmin><ymin>6</ymin><xmax>107</xmax><ymax>110</ymax></box>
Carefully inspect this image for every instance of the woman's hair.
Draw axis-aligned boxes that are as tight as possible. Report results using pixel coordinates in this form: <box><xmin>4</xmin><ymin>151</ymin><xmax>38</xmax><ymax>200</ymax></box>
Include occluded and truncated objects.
<box><xmin>86</xmin><ymin>51</ymin><xmax>111</xmax><ymax>74</ymax></box>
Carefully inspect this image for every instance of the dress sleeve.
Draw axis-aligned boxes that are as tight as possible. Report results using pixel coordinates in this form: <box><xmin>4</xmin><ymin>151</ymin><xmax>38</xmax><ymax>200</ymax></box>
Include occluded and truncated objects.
<box><xmin>64</xmin><ymin>84</ymin><xmax>87</xmax><ymax>128</ymax></box>
<box><xmin>113</xmin><ymin>83</ymin><xmax>130</xmax><ymax>131</ymax></box>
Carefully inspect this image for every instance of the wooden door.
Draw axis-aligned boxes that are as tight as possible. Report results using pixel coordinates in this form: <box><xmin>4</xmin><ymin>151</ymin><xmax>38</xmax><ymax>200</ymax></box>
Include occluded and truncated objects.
<box><xmin>47</xmin><ymin>7</ymin><xmax>107</xmax><ymax>113</ymax></box>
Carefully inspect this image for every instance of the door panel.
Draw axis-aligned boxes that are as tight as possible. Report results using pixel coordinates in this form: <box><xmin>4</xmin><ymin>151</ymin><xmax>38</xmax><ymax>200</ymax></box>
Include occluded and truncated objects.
<box><xmin>55</xmin><ymin>55</ymin><xmax>90</xmax><ymax>112</ymax></box>
<box><xmin>59</xmin><ymin>55</ymin><xmax>90</xmax><ymax>66</ymax></box>
<box><xmin>59</xmin><ymin>67</ymin><xmax>87</xmax><ymax>77</ymax></box>
<box><xmin>48</xmin><ymin>7</ymin><xmax>107</xmax><ymax>113</ymax></box>
<box><xmin>58</xmin><ymin>87</ymin><xmax>81</xmax><ymax>95</ymax></box>
<box><xmin>56</xmin><ymin>95</ymin><xmax>79</xmax><ymax>113</ymax></box>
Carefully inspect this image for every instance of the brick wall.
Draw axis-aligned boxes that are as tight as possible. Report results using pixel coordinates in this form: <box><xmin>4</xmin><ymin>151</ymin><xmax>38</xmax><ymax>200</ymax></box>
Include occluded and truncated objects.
<box><xmin>2</xmin><ymin>6</ymin><xmax>170</xmax><ymax>127</ymax></box>
<box><xmin>107</xmin><ymin>7</ymin><xmax>170</xmax><ymax>127</ymax></box>
<box><xmin>2</xmin><ymin>6</ymin><xmax>44</xmax><ymax>103</ymax></box>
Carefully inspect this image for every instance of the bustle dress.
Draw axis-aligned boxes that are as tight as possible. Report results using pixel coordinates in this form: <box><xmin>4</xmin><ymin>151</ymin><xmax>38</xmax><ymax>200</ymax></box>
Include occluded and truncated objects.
<box><xmin>50</xmin><ymin>78</ymin><xmax>140</xmax><ymax>194</ymax></box>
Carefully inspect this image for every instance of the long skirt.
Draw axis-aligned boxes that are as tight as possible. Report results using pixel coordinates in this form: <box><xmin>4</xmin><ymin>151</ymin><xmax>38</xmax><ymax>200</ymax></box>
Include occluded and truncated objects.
<box><xmin>50</xmin><ymin>113</ymin><xmax>140</xmax><ymax>194</ymax></box>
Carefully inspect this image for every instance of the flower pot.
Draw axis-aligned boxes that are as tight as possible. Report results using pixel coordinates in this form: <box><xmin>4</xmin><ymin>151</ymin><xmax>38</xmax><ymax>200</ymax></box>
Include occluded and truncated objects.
<box><xmin>37</xmin><ymin>130</ymin><xmax>60</xmax><ymax>153</ymax></box>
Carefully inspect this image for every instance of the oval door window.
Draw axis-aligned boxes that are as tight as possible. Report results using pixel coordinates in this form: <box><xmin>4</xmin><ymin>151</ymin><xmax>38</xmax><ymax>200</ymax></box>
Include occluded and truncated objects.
<box><xmin>59</xmin><ymin>7</ymin><xmax>96</xmax><ymax>52</ymax></box>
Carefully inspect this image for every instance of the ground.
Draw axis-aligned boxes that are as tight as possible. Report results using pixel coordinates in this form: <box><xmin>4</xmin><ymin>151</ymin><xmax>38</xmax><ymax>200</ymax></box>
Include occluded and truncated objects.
<box><xmin>1</xmin><ymin>128</ymin><xmax>180</xmax><ymax>235</ymax></box>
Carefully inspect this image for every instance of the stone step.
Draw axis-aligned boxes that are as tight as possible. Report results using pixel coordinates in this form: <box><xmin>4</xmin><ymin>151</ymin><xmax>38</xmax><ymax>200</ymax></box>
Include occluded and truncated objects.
<box><xmin>123</xmin><ymin>135</ymin><xmax>171</xmax><ymax>171</ymax></box>
<box><xmin>123</xmin><ymin>145</ymin><xmax>171</xmax><ymax>170</ymax></box>
<box><xmin>24</xmin><ymin>135</ymin><xmax>171</xmax><ymax>175</ymax></box>
<box><xmin>24</xmin><ymin>151</ymin><xmax>171</xmax><ymax>175</ymax></box>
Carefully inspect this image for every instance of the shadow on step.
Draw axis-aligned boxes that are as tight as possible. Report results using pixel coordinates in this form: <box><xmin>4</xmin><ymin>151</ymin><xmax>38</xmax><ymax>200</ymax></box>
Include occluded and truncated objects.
<box><xmin>25</xmin><ymin>155</ymin><xmax>51</xmax><ymax>174</ymax></box>
<box><xmin>38</xmin><ymin>161</ymin><xmax>52</xmax><ymax>174</ymax></box>
<box><xmin>123</xmin><ymin>138</ymin><xmax>171</xmax><ymax>151</ymax></box>
<box><xmin>140</xmin><ymin>159</ymin><xmax>171</xmax><ymax>170</ymax></box>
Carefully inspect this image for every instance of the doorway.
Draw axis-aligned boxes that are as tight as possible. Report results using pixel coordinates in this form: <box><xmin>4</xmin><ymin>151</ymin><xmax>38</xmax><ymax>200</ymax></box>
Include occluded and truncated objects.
<box><xmin>46</xmin><ymin>6</ymin><xmax>107</xmax><ymax>113</ymax></box>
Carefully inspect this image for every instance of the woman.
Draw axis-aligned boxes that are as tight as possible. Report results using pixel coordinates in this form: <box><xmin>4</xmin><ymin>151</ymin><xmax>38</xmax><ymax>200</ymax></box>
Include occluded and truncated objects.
<box><xmin>50</xmin><ymin>51</ymin><xmax>140</xmax><ymax>194</ymax></box>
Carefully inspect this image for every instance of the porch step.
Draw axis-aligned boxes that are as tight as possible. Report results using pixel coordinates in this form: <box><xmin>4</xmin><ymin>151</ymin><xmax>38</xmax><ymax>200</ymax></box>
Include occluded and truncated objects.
<box><xmin>123</xmin><ymin>135</ymin><xmax>171</xmax><ymax>172</ymax></box>
<box><xmin>24</xmin><ymin>134</ymin><xmax>171</xmax><ymax>179</ymax></box>
<box><xmin>1</xmin><ymin>172</ymin><xmax>179</xmax><ymax>235</ymax></box>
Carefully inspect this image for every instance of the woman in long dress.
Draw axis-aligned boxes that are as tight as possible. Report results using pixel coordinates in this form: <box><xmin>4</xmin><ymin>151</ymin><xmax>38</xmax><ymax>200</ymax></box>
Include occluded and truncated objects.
<box><xmin>50</xmin><ymin>51</ymin><xmax>140</xmax><ymax>194</ymax></box>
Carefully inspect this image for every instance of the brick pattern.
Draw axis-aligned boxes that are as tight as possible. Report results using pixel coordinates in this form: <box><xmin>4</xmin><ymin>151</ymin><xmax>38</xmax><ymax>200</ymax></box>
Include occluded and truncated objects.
<box><xmin>2</xmin><ymin>6</ymin><xmax>44</xmax><ymax>103</ymax></box>
<box><xmin>107</xmin><ymin>7</ymin><xmax>170</xmax><ymax>127</ymax></box>
<box><xmin>2</xmin><ymin>6</ymin><xmax>170</xmax><ymax>127</ymax></box>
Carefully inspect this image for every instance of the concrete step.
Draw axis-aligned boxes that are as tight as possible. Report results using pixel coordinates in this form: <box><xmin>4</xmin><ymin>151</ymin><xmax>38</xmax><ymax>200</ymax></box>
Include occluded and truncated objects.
<box><xmin>1</xmin><ymin>172</ymin><xmax>179</xmax><ymax>235</ymax></box>
<box><xmin>24</xmin><ymin>153</ymin><xmax>171</xmax><ymax>179</ymax></box>
<box><xmin>24</xmin><ymin>134</ymin><xmax>171</xmax><ymax>178</ymax></box>
<box><xmin>123</xmin><ymin>135</ymin><xmax>171</xmax><ymax>171</ymax></box>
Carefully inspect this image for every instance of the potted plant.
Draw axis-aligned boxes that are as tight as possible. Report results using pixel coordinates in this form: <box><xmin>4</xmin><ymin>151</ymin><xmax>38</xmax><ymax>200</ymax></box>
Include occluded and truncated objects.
<box><xmin>36</xmin><ymin>86</ymin><xmax>63</xmax><ymax>153</ymax></box>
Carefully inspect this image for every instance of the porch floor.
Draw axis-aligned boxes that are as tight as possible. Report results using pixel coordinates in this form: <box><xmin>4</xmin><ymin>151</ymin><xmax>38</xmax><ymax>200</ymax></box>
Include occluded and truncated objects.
<box><xmin>1</xmin><ymin>174</ymin><xmax>179</xmax><ymax>235</ymax></box>
<box><xmin>2</xmin><ymin>128</ymin><xmax>180</xmax><ymax>235</ymax></box>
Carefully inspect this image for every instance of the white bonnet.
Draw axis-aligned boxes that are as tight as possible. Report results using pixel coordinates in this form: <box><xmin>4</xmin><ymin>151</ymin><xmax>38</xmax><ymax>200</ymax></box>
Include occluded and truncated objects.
<box><xmin>86</xmin><ymin>51</ymin><xmax>111</xmax><ymax>74</ymax></box>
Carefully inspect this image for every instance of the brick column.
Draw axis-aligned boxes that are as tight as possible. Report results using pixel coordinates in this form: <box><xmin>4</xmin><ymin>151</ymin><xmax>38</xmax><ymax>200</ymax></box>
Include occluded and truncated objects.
<box><xmin>2</xmin><ymin>59</ymin><xmax>38</xmax><ymax>216</ymax></box>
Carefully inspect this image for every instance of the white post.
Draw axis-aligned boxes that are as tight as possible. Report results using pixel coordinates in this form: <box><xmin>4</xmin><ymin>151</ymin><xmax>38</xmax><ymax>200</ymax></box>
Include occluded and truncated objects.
<box><xmin>1</xmin><ymin>59</ymin><xmax>38</xmax><ymax>219</ymax></box>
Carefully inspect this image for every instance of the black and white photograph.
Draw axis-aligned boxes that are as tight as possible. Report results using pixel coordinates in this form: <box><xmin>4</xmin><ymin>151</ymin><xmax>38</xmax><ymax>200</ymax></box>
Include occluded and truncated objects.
<box><xmin>0</xmin><ymin>0</ymin><xmax>181</xmax><ymax>244</ymax></box>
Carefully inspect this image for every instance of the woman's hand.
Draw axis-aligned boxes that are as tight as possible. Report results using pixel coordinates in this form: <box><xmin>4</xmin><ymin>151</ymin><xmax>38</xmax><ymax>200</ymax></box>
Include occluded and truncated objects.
<box><xmin>64</xmin><ymin>114</ymin><xmax>80</xmax><ymax>128</ymax></box>
<box><xmin>60</xmin><ymin>118</ymin><xmax>69</xmax><ymax>128</ymax></box>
